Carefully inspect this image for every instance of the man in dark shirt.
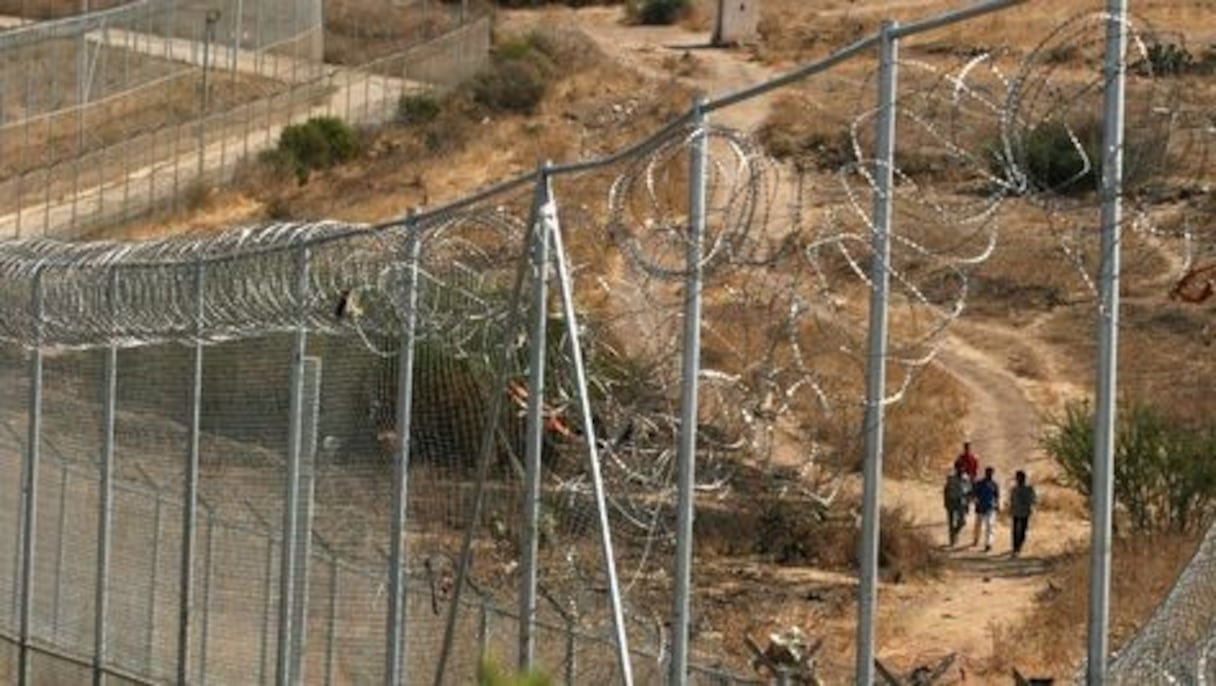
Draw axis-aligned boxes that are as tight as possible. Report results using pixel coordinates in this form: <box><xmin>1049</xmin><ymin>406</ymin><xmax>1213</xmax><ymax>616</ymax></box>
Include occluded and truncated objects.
<box><xmin>972</xmin><ymin>466</ymin><xmax>1000</xmax><ymax>552</ymax></box>
<box><xmin>1010</xmin><ymin>470</ymin><xmax>1038</xmax><ymax>558</ymax></box>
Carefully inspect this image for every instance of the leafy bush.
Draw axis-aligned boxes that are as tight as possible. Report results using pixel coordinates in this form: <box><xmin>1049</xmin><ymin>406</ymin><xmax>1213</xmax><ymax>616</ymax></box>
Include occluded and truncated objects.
<box><xmin>398</xmin><ymin>93</ymin><xmax>441</xmax><ymax>125</ymax></box>
<box><xmin>472</xmin><ymin>59</ymin><xmax>549</xmax><ymax>113</ymax></box>
<box><xmin>266</xmin><ymin>116</ymin><xmax>360</xmax><ymax>184</ymax></box>
<box><xmin>1042</xmin><ymin>399</ymin><xmax>1216</xmax><ymax>533</ymax></box>
<box><xmin>993</xmin><ymin>116</ymin><xmax>1165</xmax><ymax>197</ymax></box>
<box><xmin>1012</xmin><ymin>119</ymin><xmax>1101</xmax><ymax>195</ymax></box>
<box><xmin>1140</xmin><ymin>42</ymin><xmax>1195</xmax><ymax>76</ymax></box>
<box><xmin>627</xmin><ymin>0</ymin><xmax>689</xmax><ymax>25</ymax></box>
<box><xmin>470</xmin><ymin>32</ymin><xmax>559</xmax><ymax>114</ymax></box>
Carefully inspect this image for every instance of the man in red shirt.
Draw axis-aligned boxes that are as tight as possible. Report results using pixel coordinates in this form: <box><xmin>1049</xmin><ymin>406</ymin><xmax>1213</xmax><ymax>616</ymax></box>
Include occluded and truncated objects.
<box><xmin>954</xmin><ymin>441</ymin><xmax>979</xmax><ymax>483</ymax></box>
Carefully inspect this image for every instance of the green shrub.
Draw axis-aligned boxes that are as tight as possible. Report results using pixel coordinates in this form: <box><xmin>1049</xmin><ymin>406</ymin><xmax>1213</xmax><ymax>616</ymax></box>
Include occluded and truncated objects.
<box><xmin>1140</xmin><ymin>42</ymin><xmax>1195</xmax><ymax>76</ymax></box>
<box><xmin>627</xmin><ymin>0</ymin><xmax>689</xmax><ymax>24</ymax></box>
<box><xmin>1042</xmin><ymin>399</ymin><xmax>1216</xmax><ymax>533</ymax></box>
<box><xmin>1015</xmin><ymin>118</ymin><xmax>1101</xmax><ymax>195</ymax></box>
<box><xmin>268</xmin><ymin>116</ymin><xmax>360</xmax><ymax>184</ymax></box>
<box><xmin>472</xmin><ymin>59</ymin><xmax>548</xmax><ymax>113</ymax></box>
<box><xmin>398</xmin><ymin>93</ymin><xmax>441</xmax><ymax>125</ymax></box>
<box><xmin>470</xmin><ymin>32</ymin><xmax>559</xmax><ymax>114</ymax></box>
<box><xmin>993</xmin><ymin>116</ymin><xmax>1166</xmax><ymax>197</ymax></box>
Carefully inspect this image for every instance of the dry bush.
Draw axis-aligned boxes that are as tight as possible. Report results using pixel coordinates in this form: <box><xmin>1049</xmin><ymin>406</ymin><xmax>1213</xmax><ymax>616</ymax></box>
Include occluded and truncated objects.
<box><xmin>987</xmin><ymin>532</ymin><xmax>1201</xmax><ymax>677</ymax></box>
<box><xmin>323</xmin><ymin>0</ymin><xmax>455</xmax><ymax>64</ymax></box>
<box><xmin>699</xmin><ymin>492</ymin><xmax>940</xmax><ymax>583</ymax></box>
<box><xmin>678</xmin><ymin>0</ymin><xmax>714</xmax><ymax>32</ymax></box>
<box><xmin>757</xmin><ymin>94</ymin><xmax>853</xmax><ymax>171</ymax></box>
<box><xmin>873</xmin><ymin>505</ymin><xmax>943</xmax><ymax>581</ymax></box>
<box><xmin>752</xmin><ymin>1</ymin><xmax>877</xmax><ymax>64</ymax></box>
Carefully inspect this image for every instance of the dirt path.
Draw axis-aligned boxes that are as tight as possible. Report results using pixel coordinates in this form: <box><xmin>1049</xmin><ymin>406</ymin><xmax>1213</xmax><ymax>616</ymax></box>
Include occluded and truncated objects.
<box><xmin>882</xmin><ymin>326</ymin><xmax>1089</xmax><ymax>676</ymax></box>
<box><xmin>516</xmin><ymin>5</ymin><xmax>1096</xmax><ymax>678</ymax></box>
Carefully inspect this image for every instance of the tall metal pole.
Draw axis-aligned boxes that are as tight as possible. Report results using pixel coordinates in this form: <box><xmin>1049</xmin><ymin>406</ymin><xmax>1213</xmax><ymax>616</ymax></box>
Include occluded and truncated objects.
<box><xmin>258</xmin><ymin>536</ymin><xmax>274</xmax><ymax>685</ymax></box>
<box><xmin>93</xmin><ymin>272</ymin><xmax>118</xmax><ymax>686</ymax></box>
<box><xmin>199</xmin><ymin>10</ymin><xmax>220</xmax><ymax>180</ymax></box>
<box><xmin>52</xmin><ymin>467</ymin><xmax>69</xmax><ymax>639</ymax></box>
<box><xmin>145</xmin><ymin>496</ymin><xmax>162</xmax><ymax>672</ymax></box>
<box><xmin>1087</xmin><ymin>1</ymin><xmax>1127</xmax><ymax>682</ymax></box>
<box><xmin>324</xmin><ymin>547</ymin><xmax>338</xmax><ymax>686</ymax></box>
<box><xmin>549</xmin><ymin>196</ymin><xmax>634</xmax><ymax>685</ymax></box>
<box><xmin>290</xmin><ymin>356</ymin><xmax>321</xmax><ymax>683</ymax></box>
<box><xmin>385</xmin><ymin>222</ymin><xmax>423</xmax><ymax>685</ymax></box>
<box><xmin>177</xmin><ymin>260</ymin><xmax>206</xmax><ymax>685</ymax></box>
<box><xmin>277</xmin><ymin>246</ymin><xmax>310</xmax><ymax>686</ymax></box>
<box><xmin>199</xmin><ymin>506</ymin><xmax>216</xmax><ymax>685</ymax></box>
<box><xmin>17</xmin><ymin>268</ymin><xmax>45</xmax><ymax>686</ymax></box>
<box><xmin>856</xmin><ymin>20</ymin><xmax>899</xmax><ymax>686</ymax></box>
<box><xmin>670</xmin><ymin>98</ymin><xmax>708</xmax><ymax>686</ymax></box>
<box><xmin>519</xmin><ymin>166</ymin><xmax>551</xmax><ymax>673</ymax></box>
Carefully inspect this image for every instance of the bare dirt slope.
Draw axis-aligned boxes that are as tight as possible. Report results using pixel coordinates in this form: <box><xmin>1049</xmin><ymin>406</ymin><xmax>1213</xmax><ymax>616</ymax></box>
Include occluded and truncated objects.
<box><xmin>506</xmin><ymin>5</ymin><xmax>1096</xmax><ymax>679</ymax></box>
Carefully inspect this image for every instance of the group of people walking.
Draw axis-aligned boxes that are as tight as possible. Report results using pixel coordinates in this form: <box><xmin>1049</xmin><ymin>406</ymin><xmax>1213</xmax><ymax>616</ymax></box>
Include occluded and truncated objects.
<box><xmin>942</xmin><ymin>441</ymin><xmax>1038</xmax><ymax>557</ymax></box>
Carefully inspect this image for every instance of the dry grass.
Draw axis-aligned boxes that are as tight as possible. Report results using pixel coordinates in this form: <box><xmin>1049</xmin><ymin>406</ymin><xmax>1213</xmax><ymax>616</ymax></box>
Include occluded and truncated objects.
<box><xmin>323</xmin><ymin>0</ymin><xmax>464</xmax><ymax>64</ymax></box>
<box><xmin>756</xmin><ymin>92</ymin><xmax>854</xmax><ymax>170</ymax></box>
<box><xmin>885</xmin><ymin>364</ymin><xmax>968</xmax><ymax>478</ymax></box>
<box><xmin>986</xmin><ymin>532</ymin><xmax>1202</xmax><ymax>677</ymax></box>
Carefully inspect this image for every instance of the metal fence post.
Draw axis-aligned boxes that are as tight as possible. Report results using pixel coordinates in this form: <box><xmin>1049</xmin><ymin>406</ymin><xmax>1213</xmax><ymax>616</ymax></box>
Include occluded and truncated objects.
<box><xmin>277</xmin><ymin>246</ymin><xmax>310</xmax><ymax>686</ymax></box>
<box><xmin>564</xmin><ymin>614</ymin><xmax>576</xmax><ymax>685</ymax></box>
<box><xmin>288</xmin><ymin>355</ymin><xmax>321</xmax><ymax>681</ymax></box>
<box><xmin>856</xmin><ymin>20</ymin><xmax>899</xmax><ymax>686</ymax></box>
<box><xmin>93</xmin><ymin>274</ymin><xmax>118</xmax><ymax>685</ymax></box>
<box><xmin>520</xmin><ymin>166</ymin><xmax>550</xmax><ymax>673</ymax></box>
<box><xmin>670</xmin><ymin>98</ymin><xmax>708</xmax><ymax>686</ymax></box>
<box><xmin>177</xmin><ymin>260</ymin><xmax>207</xmax><ymax>685</ymax></box>
<box><xmin>199</xmin><ymin>10</ymin><xmax>220</xmax><ymax>180</ymax></box>
<box><xmin>548</xmin><ymin>175</ymin><xmax>634</xmax><ymax>685</ymax></box>
<box><xmin>324</xmin><ymin>547</ymin><xmax>338</xmax><ymax>686</ymax></box>
<box><xmin>199</xmin><ymin>505</ymin><xmax>216</xmax><ymax>685</ymax></box>
<box><xmin>1087</xmin><ymin>1</ymin><xmax>1128</xmax><ymax>682</ymax></box>
<box><xmin>145</xmin><ymin>495</ymin><xmax>162</xmax><ymax>673</ymax></box>
<box><xmin>477</xmin><ymin>598</ymin><xmax>490</xmax><ymax>659</ymax></box>
<box><xmin>17</xmin><ymin>267</ymin><xmax>45</xmax><ymax>686</ymax></box>
<box><xmin>386</xmin><ymin>221</ymin><xmax>423</xmax><ymax>684</ymax></box>
<box><xmin>258</xmin><ymin>535</ymin><xmax>275</xmax><ymax>686</ymax></box>
<box><xmin>52</xmin><ymin>465</ymin><xmax>69</xmax><ymax>640</ymax></box>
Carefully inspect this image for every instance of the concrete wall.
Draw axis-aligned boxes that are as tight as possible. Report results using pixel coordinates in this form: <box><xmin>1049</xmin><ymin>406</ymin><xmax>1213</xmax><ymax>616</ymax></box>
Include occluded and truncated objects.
<box><xmin>713</xmin><ymin>0</ymin><xmax>759</xmax><ymax>45</ymax></box>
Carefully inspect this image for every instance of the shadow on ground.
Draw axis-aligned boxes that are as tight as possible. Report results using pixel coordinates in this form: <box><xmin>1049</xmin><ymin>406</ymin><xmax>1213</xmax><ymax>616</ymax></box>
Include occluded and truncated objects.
<box><xmin>940</xmin><ymin>548</ymin><xmax>1071</xmax><ymax>580</ymax></box>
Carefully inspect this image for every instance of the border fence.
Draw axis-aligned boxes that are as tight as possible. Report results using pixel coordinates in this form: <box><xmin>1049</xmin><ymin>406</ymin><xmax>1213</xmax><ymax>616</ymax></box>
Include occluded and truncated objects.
<box><xmin>0</xmin><ymin>0</ymin><xmax>490</xmax><ymax>239</ymax></box>
<box><xmin>0</xmin><ymin>0</ymin><xmax>1213</xmax><ymax>684</ymax></box>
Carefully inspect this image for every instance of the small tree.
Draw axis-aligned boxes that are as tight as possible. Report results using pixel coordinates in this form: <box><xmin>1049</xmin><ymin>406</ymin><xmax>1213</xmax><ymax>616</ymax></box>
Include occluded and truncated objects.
<box><xmin>1042</xmin><ymin>400</ymin><xmax>1216</xmax><ymax>533</ymax></box>
<box><xmin>264</xmin><ymin>116</ymin><xmax>360</xmax><ymax>184</ymax></box>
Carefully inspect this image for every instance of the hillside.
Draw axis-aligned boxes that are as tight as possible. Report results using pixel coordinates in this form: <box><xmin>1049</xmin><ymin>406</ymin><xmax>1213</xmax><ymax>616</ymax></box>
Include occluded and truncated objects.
<box><xmin>80</xmin><ymin>0</ymin><xmax>1216</xmax><ymax>682</ymax></box>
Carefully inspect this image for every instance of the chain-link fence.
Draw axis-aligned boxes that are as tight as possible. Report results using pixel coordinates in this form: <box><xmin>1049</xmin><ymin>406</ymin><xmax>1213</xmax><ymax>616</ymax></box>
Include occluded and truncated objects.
<box><xmin>0</xmin><ymin>0</ymin><xmax>490</xmax><ymax>240</ymax></box>
<box><xmin>0</xmin><ymin>0</ymin><xmax>1212</xmax><ymax>684</ymax></box>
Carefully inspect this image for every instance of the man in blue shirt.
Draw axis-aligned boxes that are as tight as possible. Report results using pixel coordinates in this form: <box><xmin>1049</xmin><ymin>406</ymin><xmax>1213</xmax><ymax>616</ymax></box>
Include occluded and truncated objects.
<box><xmin>971</xmin><ymin>466</ymin><xmax>1000</xmax><ymax>552</ymax></box>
